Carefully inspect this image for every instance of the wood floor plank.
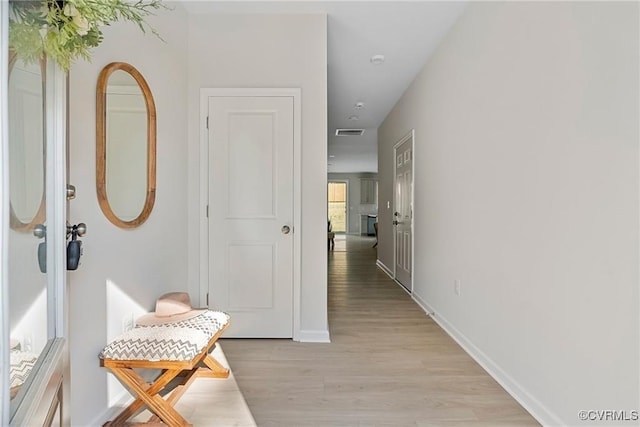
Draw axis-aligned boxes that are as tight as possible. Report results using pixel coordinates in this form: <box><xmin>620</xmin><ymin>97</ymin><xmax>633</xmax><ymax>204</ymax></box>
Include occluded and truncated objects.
<box><xmin>221</xmin><ymin>235</ymin><xmax>539</xmax><ymax>426</ymax></box>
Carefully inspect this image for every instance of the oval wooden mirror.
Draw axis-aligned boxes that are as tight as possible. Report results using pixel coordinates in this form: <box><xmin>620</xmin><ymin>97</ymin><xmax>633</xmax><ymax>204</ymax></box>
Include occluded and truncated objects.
<box><xmin>8</xmin><ymin>50</ymin><xmax>46</xmax><ymax>232</ymax></box>
<box><xmin>96</xmin><ymin>62</ymin><xmax>156</xmax><ymax>228</ymax></box>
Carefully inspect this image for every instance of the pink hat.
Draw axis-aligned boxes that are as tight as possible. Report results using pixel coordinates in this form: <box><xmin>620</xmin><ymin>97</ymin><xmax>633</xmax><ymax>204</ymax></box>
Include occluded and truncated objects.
<box><xmin>136</xmin><ymin>292</ymin><xmax>207</xmax><ymax>326</ymax></box>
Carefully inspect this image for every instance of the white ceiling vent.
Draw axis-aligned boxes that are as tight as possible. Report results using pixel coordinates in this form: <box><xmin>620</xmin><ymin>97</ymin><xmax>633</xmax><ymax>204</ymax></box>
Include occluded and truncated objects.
<box><xmin>335</xmin><ymin>129</ymin><xmax>365</xmax><ymax>137</ymax></box>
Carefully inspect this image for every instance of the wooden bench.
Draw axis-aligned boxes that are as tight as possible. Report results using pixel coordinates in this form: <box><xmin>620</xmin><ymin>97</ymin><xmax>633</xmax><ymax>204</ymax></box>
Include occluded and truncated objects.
<box><xmin>100</xmin><ymin>311</ymin><xmax>230</xmax><ymax>427</ymax></box>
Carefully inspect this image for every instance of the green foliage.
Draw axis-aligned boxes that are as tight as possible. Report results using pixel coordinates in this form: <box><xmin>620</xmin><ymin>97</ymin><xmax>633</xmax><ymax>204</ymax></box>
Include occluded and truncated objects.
<box><xmin>9</xmin><ymin>0</ymin><xmax>166</xmax><ymax>71</ymax></box>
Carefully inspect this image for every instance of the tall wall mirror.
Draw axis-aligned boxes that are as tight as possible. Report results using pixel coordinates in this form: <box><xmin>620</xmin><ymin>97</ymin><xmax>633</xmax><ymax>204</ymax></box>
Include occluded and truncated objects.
<box><xmin>96</xmin><ymin>62</ymin><xmax>156</xmax><ymax>228</ymax></box>
<box><xmin>7</xmin><ymin>49</ymin><xmax>50</xmax><ymax>415</ymax></box>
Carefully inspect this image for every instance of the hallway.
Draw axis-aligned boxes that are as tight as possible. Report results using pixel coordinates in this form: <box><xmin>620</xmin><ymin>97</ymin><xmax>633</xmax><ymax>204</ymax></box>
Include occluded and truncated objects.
<box><xmin>221</xmin><ymin>235</ymin><xmax>539</xmax><ymax>426</ymax></box>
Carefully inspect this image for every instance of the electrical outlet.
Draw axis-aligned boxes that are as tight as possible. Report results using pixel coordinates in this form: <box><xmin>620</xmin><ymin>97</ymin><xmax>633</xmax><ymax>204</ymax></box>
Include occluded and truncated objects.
<box><xmin>454</xmin><ymin>279</ymin><xmax>461</xmax><ymax>296</ymax></box>
<box><xmin>122</xmin><ymin>314</ymin><xmax>134</xmax><ymax>332</ymax></box>
<box><xmin>23</xmin><ymin>335</ymin><xmax>33</xmax><ymax>352</ymax></box>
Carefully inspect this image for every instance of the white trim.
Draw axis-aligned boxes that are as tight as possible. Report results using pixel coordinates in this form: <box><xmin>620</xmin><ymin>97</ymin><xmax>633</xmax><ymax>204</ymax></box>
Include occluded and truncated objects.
<box><xmin>379</xmin><ymin>259</ymin><xmax>414</xmax><ymax>296</ymax></box>
<box><xmin>411</xmin><ymin>291</ymin><xmax>435</xmax><ymax>317</ymax></box>
<box><xmin>199</xmin><ymin>88</ymin><xmax>302</xmax><ymax>341</ymax></box>
<box><xmin>48</xmin><ymin>60</ymin><xmax>67</xmax><ymax>341</ymax></box>
<box><xmin>0</xmin><ymin>2</ymin><xmax>9</xmax><ymax>423</ymax></box>
<box><xmin>392</xmin><ymin>129</ymin><xmax>415</xmax><ymax>293</ymax></box>
<box><xmin>50</xmin><ymin>63</ymin><xmax>70</xmax><ymax>427</ymax></box>
<box><xmin>198</xmin><ymin>92</ymin><xmax>209</xmax><ymax>309</ymax></box>
<box><xmin>411</xmin><ymin>291</ymin><xmax>562</xmax><ymax>427</ymax></box>
<box><xmin>376</xmin><ymin>259</ymin><xmax>394</xmax><ymax>279</ymax></box>
<box><xmin>394</xmin><ymin>279</ymin><xmax>411</xmax><ymax>296</ymax></box>
<box><xmin>298</xmin><ymin>329</ymin><xmax>331</xmax><ymax>343</ymax></box>
<box><xmin>292</xmin><ymin>90</ymin><xmax>302</xmax><ymax>342</ymax></box>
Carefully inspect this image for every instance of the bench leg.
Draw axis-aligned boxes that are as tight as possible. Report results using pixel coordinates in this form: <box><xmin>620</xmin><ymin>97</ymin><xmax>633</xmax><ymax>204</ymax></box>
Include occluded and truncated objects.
<box><xmin>103</xmin><ymin>353</ymin><xmax>229</xmax><ymax>426</ymax></box>
<box><xmin>147</xmin><ymin>368</ymin><xmax>201</xmax><ymax>424</ymax></box>
<box><xmin>105</xmin><ymin>367</ymin><xmax>191</xmax><ymax>427</ymax></box>
<box><xmin>200</xmin><ymin>354</ymin><xmax>230</xmax><ymax>378</ymax></box>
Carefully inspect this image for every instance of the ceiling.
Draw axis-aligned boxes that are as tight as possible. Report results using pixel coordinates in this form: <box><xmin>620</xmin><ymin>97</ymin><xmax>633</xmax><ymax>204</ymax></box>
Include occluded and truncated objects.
<box><xmin>181</xmin><ymin>1</ymin><xmax>468</xmax><ymax>173</ymax></box>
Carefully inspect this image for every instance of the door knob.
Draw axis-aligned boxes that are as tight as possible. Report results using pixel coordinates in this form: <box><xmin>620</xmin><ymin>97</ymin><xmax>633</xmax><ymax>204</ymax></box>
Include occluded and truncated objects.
<box><xmin>76</xmin><ymin>223</ymin><xmax>87</xmax><ymax>237</ymax></box>
<box><xmin>281</xmin><ymin>225</ymin><xmax>291</xmax><ymax>234</ymax></box>
<box><xmin>392</xmin><ymin>220</ymin><xmax>399</xmax><ymax>225</ymax></box>
<box><xmin>67</xmin><ymin>222</ymin><xmax>87</xmax><ymax>238</ymax></box>
<box><xmin>66</xmin><ymin>184</ymin><xmax>76</xmax><ymax>200</ymax></box>
<box><xmin>33</xmin><ymin>224</ymin><xmax>46</xmax><ymax>239</ymax></box>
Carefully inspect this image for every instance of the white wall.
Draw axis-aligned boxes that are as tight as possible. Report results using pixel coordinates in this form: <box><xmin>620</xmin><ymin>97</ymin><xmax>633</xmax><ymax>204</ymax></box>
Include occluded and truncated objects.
<box><xmin>68</xmin><ymin>5</ymin><xmax>189</xmax><ymax>425</ymax></box>
<box><xmin>187</xmin><ymin>14</ymin><xmax>329</xmax><ymax>340</ymax></box>
<box><xmin>378</xmin><ymin>2</ymin><xmax>638</xmax><ymax>425</ymax></box>
<box><xmin>328</xmin><ymin>172</ymin><xmax>377</xmax><ymax>234</ymax></box>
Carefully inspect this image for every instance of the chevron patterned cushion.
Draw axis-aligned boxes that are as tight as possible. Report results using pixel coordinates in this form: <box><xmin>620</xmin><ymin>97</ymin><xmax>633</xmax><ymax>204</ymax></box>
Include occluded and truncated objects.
<box><xmin>100</xmin><ymin>327</ymin><xmax>209</xmax><ymax>361</ymax></box>
<box><xmin>10</xmin><ymin>350</ymin><xmax>38</xmax><ymax>388</ymax></box>
<box><xmin>138</xmin><ymin>310</ymin><xmax>229</xmax><ymax>336</ymax></box>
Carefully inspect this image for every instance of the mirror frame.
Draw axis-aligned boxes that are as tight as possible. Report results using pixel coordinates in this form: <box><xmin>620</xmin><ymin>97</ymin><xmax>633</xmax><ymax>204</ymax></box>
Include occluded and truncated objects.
<box><xmin>96</xmin><ymin>62</ymin><xmax>156</xmax><ymax>228</ymax></box>
<box><xmin>8</xmin><ymin>50</ymin><xmax>47</xmax><ymax>233</ymax></box>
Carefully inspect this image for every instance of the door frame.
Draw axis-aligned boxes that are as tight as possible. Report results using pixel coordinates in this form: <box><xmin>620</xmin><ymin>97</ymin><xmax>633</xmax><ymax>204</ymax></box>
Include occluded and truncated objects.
<box><xmin>327</xmin><ymin>180</ymin><xmax>349</xmax><ymax>234</ymax></box>
<box><xmin>0</xmin><ymin>1</ymin><xmax>10</xmax><ymax>426</ymax></box>
<box><xmin>1</xmin><ymin>3</ymin><xmax>9</xmax><ymax>420</ymax></box>
<box><xmin>392</xmin><ymin>129</ymin><xmax>415</xmax><ymax>293</ymax></box>
<box><xmin>198</xmin><ymin>88</ymin><xmax>302</xmax><ymax>341</ymax></box>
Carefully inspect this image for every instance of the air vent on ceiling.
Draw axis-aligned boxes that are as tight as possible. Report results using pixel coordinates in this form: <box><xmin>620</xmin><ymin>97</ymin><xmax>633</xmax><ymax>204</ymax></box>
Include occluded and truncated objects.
<box><xmin>335</xmin><ymin>129</ymin><xmax>365</xmax><ymax>137</ymax></box>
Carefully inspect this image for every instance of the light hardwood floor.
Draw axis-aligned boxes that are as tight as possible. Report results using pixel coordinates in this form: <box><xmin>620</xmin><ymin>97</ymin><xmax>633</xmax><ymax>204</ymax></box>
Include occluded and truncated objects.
<box><xmin>221</xmin><ymin>235</ymin><xmax>539</xmax><ymax>426</ymax></box>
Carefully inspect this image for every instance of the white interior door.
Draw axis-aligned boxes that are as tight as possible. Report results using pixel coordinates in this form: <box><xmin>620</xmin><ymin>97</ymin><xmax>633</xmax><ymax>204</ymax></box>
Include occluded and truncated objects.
<box><xmin>208</xmin><ymin>94</ymin><xmax>294</xmax><ymax>338</ymax></box>
<box><xmin>394</xmin><ymin>133</ymin><xmax>413</xmax><ymax>292</ymax></box>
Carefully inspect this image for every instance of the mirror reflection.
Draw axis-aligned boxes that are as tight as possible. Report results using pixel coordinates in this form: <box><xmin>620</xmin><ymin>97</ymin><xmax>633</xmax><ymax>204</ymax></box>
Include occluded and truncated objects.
<box><xmin>9</xmin><ymin>53</ymin><xmax>45</xmax><ymax>230</ymax></box>
<box><xmin>96</xmin><ymin>62</ymin><xmax>156</xmax><ymax>228</ymax></box>
<box><xmin>8</xmin><ymin>53</ymin><xmax>48</xmax><ymax>405</ymax></box>
<box><xmin>105</xmin><ymin>70</ymin><xmax>147</xmax><ymax>220</ymax></box>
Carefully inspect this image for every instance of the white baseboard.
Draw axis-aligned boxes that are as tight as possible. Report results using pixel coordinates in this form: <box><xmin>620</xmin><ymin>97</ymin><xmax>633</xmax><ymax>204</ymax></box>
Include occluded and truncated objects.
<box><xmin>376</xmin><ymin>259</ymin><xmax>393</xmax><ymax>279</ymax></box>
<box><xmin>411</xmin><ymin>290</ymin><xmax>563</xmax><ymax>427</ymax></box>
<box><xmin>411</xmin><ymin>292</ymin><xmax>434</xmax><ymax>316</ymax></box>
<box><xmin>376</xmin><ymin>261</ymin><xmax>411</xmax><ymax>294</ymax></box>
<box><xmin>298</xmin><ymin>329</ymin><xmax>331</xmax><ymax>343</ymax></box>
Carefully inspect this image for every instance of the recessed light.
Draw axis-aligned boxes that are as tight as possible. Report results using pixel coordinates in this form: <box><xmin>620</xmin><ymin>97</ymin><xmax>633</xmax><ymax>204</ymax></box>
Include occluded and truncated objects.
<box><xmin>348</xmin><ymin>115</ymin><xmax>359</xmax><ymax>121</ymax></box>
<box><xmin>329</xmin><ymin>155</ymin><xmax>336</xmax><ymax>158</ymax></box>
<box><xmin>355</xmin><ymin>102</ymin><xmax>365</xmax><ymax>109</ymax></box>
<box><xmin>370</xmin><ymin>54</ymin><xmax>385</xmax><ymax>65</ymax></box>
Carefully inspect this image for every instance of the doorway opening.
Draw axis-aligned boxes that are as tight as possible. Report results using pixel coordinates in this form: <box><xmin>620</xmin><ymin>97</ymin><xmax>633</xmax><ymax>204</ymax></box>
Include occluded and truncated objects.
<box><xmin>328</xmin><ymin>181</ymin><xmax>347</xmax><ymax>233</ymax></box>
